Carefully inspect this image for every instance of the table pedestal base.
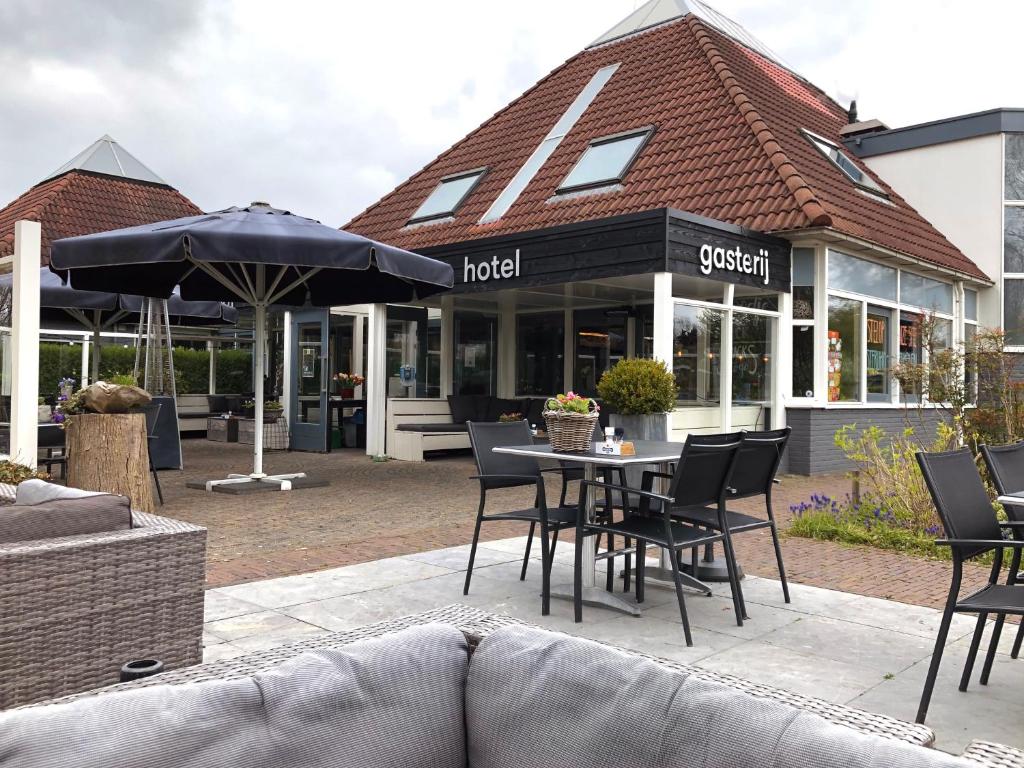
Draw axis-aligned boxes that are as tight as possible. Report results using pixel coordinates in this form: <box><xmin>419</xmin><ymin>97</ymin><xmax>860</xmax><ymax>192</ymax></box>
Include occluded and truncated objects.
<box><xmin>550</xmin><ymin>583</ymin><xmax>642</xmax><ymax>617</ymax></box>
<box><xmin>681</xmin><ymin>555</ymin><xmax>744</xmax><ymax>583</ymax></box>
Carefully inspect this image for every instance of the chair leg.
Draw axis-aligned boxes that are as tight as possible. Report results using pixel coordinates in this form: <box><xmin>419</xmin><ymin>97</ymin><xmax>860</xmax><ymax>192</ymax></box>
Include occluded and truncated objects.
<box><xmin>768</xmin><ymin>520</ymin><xmax>790</xmax><ymax>603</ymax></box>
<box><xmin>540</xmin><ymin>520</ymin><xmax>551</xmax><ymax>616</ymax></box>
<box><xmin>464</xmin><ymin>496</ymin><xmax>485</xmax><ymax>596</ymax></box>
<box><xmin>623</xmin><ymin>535</ymin><xmax>632</xmax><ymax>592</ymax></box>
<box><xmin>573</xmin><ymin>522</ymin><xmax>584</xmax><ymax>623</ymax></box>
<box><xmin>668</xmin><ymin>546</ymin><xmax>693</xmax><ymax>647</ymax></box>
<box><xmin>605</xmin><ymin>532</ymin><xmax>616</xmax><ymax>593</ymax></box>
<box><xmin>549</xmin><ymin>528</ymin><xmax>559</xmax><ymax>569</ymax></box>
<box><xmin>980</xmin><ymin>613</ymin><xmax>1005</xmax><ymax>686</ymax></box>
<box><xmin>636</xmin><ymin>545</ymin><xmax>645</xmax><ymax>604</ymax></box>
<box><xmin>520</xmin><ymin>521</ymin><xmax>536</xmax><ymax>581</ymax></box>
<box><xmin>559</xmin><ymin>475</ymin><xmax>569</xmax><ymax>508</ymax></box>
<box><xmin>959</xmin><ymin>613</ymin><xmax>988</xmax><ymax>692</ymax></box>
<box><xmin>1011</xmin><ymin>623</ymin><xmax>1023</xmax><ymax>660</ymax></box>
<box><xmin>719</xmin><ymin>530</ymin><xmax>746</xmax><ymax>625</ymax></box>
<box><xmin>151</xmin><ymin>464</ymin><xmax>164</xmax><ymax>506</ymax></box>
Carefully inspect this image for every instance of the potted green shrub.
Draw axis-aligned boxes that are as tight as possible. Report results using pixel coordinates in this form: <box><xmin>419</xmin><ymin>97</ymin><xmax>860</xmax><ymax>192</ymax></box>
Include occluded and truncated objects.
<box><xmin>597</xmin><ymin>358</ymin><xmax>677</xmax><ymax>443</ymax></box>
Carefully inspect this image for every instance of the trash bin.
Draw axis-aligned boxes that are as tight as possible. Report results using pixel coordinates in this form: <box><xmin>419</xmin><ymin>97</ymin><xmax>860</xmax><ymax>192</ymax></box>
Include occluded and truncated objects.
<box><xmin>331</xmin><ymin>427</ymin><xmax>343</xmax><ymax>449</ymax></box>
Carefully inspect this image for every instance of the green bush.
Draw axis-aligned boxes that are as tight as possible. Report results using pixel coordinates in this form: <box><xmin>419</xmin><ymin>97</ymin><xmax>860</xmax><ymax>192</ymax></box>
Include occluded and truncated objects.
<box><xmin>0</xmin><ymin>460</ymin><xmax>48</xmax><ymax>484</ymax></box>
<box><xmin>596</xmin><ymin>358</ymin><xmax>677</xmax><ymax>415</ymax></box>
<box><xmin>37</xmin><ymin>343</ymin><xmax>251</xmax><ymax>398</ymax></box>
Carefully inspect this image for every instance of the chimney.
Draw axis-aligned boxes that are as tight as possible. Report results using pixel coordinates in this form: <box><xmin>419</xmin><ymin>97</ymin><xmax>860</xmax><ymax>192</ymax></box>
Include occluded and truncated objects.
<box><xmin>847</xmin><ymin>100</ymin><xmax>858</xmax><ymax>123</ymax></box>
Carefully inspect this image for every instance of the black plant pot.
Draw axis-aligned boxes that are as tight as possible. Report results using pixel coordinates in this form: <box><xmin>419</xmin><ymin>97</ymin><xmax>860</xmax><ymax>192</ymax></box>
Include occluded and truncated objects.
<box><xmin>120</xmin><ymin>659</ymin><xmax>164</xmax><ymax>683</ymax></box>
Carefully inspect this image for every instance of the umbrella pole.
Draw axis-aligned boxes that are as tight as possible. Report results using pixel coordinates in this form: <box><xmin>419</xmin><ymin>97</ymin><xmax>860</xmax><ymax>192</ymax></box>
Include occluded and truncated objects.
<box><xmin>90</xmin><ymin>327</ymin><xmax>100</xmax><ymax>383</ymax></box>
<box><xmin>252</xmin><ymin>300</ymin><xmax>266</xmax><ymax>478</ymax></box>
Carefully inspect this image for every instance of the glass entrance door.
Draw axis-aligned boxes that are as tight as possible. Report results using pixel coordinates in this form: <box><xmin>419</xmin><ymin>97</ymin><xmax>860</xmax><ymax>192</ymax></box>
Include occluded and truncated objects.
<box><xmin>289</xmin><ymin>308</ymin><xmax>329</xmax><ymax>452</ymax></box>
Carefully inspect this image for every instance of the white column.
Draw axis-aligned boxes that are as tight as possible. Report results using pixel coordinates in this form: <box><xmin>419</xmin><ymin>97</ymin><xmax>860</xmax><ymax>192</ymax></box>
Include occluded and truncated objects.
<box><xmin>721</xmin><ymin>285</ymin><xmax>734</xmax><ymax>432</ymax></box>
<box><xmin>653</xmin><ymin>271</ymin><xmax>674</xmax><ymax>436</ymax></box>
<box><xmin>282</xmin><ymin>312</ymin><xmax>293</xmax><ymax>434</ymax></box>
<box><xmin>11</xmin><ymin>221</ymin><xmax>40</xmax><ymax>468</ymax></box>
<box><xmin>80</xmin><ymin>338</ymin><xmax>90</xmax><ymax>387</ymax></box>
<box><xmin>813</xmin><ymin>246</ymin><xmax>828</xmax><ymax>405</ymax></box>
<box><xmin>652</xmin><ymin>272</ymin><xmax>673</xmax><ymax>369</ymax></box>
<box><xmin>773</xmin><ymin>290</ymin><xmax>792</xmax><ymax>429</ymax></box>
<box><xmin>497</xmin><ymin>291</ymin><xmax>516</xmax><ymax>397</ymax></box>
<box><xmin>366</xmin><ymin>303</ymin><xmax>387</xmax><ymax>457</ymax></box>
<box><xmin>353</xmin><ymin>312</ymin><xmax>365</xmax><ymax>399</ymax></box>
<box><xmin>439</xmin><ymin>296</ymin><xmax>453</xmax><ymax>397</ymax></box>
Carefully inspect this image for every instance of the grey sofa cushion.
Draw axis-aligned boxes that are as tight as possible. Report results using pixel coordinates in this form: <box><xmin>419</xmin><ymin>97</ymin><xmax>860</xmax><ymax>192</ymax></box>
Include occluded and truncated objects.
<box><xmin>466</xmin><ymin>626</ymin><xmax>969</xmax><ymax>768</ymax></box>
<box><xmin>14</xmin><ymin>479</ymin><xmax>105</xmax><ymax>506</ymax></box>
<box><xmin>0</xmin><ymin>494</ymin><xmax>132</xmax><ymax>544</ymax></box>
<box><xmin>0</xmin><ymin>623</ymin><xmax>469</xmax><ymax>768</ymax></box>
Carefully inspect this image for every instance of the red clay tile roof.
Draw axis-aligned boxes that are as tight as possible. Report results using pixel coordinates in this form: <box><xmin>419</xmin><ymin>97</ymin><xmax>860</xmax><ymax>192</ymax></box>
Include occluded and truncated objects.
<box><xmin>0</xmin><ymin>170</ymin><xmax>201</xmax><ymax>266</ymax></box>
<box><xmin>345</xmin><ymin>16</ymin><xmax>988</xmax><ymax>282</ymax></box>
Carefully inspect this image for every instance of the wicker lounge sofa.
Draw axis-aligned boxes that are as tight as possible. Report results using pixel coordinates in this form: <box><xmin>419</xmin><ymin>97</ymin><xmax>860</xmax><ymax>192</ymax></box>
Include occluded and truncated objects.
<box><xmin>0</xmin><ymin>480</ymin><xmax>206</xmax><ymax>709</ymax></box>
<box><xmin>6</xmin><ymin>605</ymin><xmax>1019</xmax><ymax>767</ymax></box>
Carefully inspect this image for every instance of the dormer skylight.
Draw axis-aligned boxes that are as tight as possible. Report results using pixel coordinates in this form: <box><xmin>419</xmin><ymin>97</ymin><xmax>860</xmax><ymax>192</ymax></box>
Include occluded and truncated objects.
<box><xmin>557</xmin><ymin>128</ymin><xmax>653</xmax><ymax>193</ymax></box>
<box><xmin>409</xmin><ymin>168</ymin><xmax>486</xmax><ymax>223</ymax></box>
<box><xmin>803</xmin><ymin>130</ymin><xmax>886</xmax><ymax>196</ymax></box>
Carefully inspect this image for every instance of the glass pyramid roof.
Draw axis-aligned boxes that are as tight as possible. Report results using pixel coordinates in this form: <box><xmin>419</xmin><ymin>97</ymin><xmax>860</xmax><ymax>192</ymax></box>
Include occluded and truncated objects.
<box><xmin>590</xmin><ymin>0</ymin><xmax>786</xmax><ymax>67</ymax></box>
<box><xmin>42</xmin><ymin>135</ymin><xmax>166</xmax><ymax>185</ymax></box>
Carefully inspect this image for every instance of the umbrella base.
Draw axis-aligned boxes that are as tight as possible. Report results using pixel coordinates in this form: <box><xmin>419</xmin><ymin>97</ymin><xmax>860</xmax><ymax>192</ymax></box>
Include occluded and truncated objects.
<box><xmin>204</xmin><ymin>472</ymin><xmax>307</xmax><ymax>492</ymax></box>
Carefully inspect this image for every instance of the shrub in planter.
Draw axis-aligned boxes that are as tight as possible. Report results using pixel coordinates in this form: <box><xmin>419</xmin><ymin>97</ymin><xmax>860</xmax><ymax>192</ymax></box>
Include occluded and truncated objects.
<box><xmin>597</xmin><ymin>358</ymin><xmax>676</xmax><ymax>416</ymax></box>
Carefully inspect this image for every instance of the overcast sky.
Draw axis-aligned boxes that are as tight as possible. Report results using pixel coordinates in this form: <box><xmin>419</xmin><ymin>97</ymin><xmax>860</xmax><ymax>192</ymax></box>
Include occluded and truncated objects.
<box><xmin>1</xmin><ymin>0</ymin><xmax>1021</xmax><ymax>227</ymax></box>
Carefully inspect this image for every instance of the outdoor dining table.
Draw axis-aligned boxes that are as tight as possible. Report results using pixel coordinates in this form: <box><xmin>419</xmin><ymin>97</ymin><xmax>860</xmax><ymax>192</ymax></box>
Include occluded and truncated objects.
<box><xmin>492</xmin><ymin>440</ymin><xmax>714</xmax><ymax>617</ymax></box>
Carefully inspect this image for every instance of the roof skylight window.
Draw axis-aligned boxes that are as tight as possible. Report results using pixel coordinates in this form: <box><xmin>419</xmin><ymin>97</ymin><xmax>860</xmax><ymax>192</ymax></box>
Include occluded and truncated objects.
<box><xmin>803</xmin><ymin>130</ymin><xmax>886</xmax><ymax>196</ymax></box>
<box><xmin>558</xmin><ymin>128</ymin><xmax>653</xmax><ymax>193</ymax></box>
<box><xmin>409</xmin><ymin>168</ymin><xmax>486</xmax><ymax>223</ymax></box>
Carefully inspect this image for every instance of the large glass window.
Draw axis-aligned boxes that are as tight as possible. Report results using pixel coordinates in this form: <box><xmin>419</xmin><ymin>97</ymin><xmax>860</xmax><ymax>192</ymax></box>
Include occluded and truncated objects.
<box><xmin>899</xmin><ymin>311</ymin><xmax>923</xmax><ymax>403</ymax></box>
<box><xmin>827</xmin><ymin>297</ymin><xmax>862</xmax><ymax>402</ymax></box>
<box><xmin>1005</xmin><ymin>280</ymin><xmax>1024</xmax><ymax>346</ymax></box>
<box><xmin>900</xmin><ymin>272</ymin><xmax>953</xmax><ymax>314</ymax></box>
<box><xmin>828</xmin><ymin>250</ymin><xmax>897</xmax><ymax>301</ymax></box>
<box><xmin>673</xmin><ymin>304</ymin><xmax>721</xmax><ymax>405</ymax></box>
<box><xmin>1006</xmin><ymin>134</ymin><xmax>1024</xmax><ymax>201</ymax></box>
<box><xmin>573</xmin><ymin>309</ymin><xmax>626</xmax><ymax>396</ymax></box>
<box><xmin>792</xmin><ymin>325</ymin><xmax>814</xmax><ymax>398</ymax></box>
<box><xmin>732</xmin><ymin>313</ymin><xmax>772</xmax><ymax>404</ymax></box>
<box><xmin>386</xmin><ymin>306</ymin><xmax>431</xmax><ymax>398</ymax></box>
<box><xmin>1006</xmin><ymin>206</ymin><xmax>1024</xmax><ymax>274</ymax></box>
<box><xmin>453</xmin><ymin>311</ymin><xmax>497</xmax><ymax>395</ymax></box>
<box><xmin>964</xmin><ymin>288</ymin><xmax>978</xmax><ymax>322</ymax></box>
<box><xmin>516</xmin><ymin>312</ymin><xmax>564</xmax><ymax>396</ymax></box>
<box><xmin>866</xmin><ymin>307</ymin><xmax>891</xmax><ymax>401</ymax></box>
<box><xmin>792</xmin><ymin>248</ymin><xmax>815</xmax><ymax>319</ymax></box>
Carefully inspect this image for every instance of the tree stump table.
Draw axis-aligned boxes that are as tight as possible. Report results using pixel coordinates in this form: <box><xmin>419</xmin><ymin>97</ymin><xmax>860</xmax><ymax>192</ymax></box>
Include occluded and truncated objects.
<box><xmin>66</xmin><ymin>412</ymin><xmax>155</xmax><ymax>513</ymax></box>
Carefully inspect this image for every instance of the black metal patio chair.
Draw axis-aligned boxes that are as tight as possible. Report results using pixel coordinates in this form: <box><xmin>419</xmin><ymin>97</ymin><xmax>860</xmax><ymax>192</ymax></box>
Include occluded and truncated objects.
<box><xmin>914</xmin><ymin>447</ymin><xmax>1024</xmax><ymax>724</ymax></box>
<box><xmin>464</xmin><ymin>420</ymin><xmax>580</xmax><ymax>615</ymax></box>
<box><xmin>574</xmin><ymin>435</ymin><xmax>745</xmax><ymax>646</ymax></box>
<box><xmin>670</xmin><ymin>427</ymin><xmax>792</xmax><ymax>603</ymax></box>
<box><xmin>980</xmin><ymin>440</ymin><xmax>1024</xmax><ymax>672</ymax></box>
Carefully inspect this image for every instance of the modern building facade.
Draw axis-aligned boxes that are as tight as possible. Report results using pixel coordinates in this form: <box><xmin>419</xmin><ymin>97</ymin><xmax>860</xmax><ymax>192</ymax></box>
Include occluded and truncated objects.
<box><xmin>848</xmin><ymin>109</ymin><xmax>1023</xmax><ymax>351</ymax></box>
<box><xmin>339</xmin><ymin>0</ymin><xmax>994</xmax><ymax>473</ymax></box>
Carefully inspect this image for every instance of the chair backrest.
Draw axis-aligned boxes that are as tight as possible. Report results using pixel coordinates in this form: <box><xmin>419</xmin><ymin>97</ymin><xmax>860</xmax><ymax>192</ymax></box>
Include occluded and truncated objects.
<box><xmin>980</xmin><ymin>441</ymin><xmax>1024</xmax><ymax>521</ymax></box>
<box><xmin>467</xmin><ymin>420</ymin><xmax>540</xmax><ymax>480</ymax></box>
<box><xmin>728</xmin><ymin>426</ymin><xmax>791</xmax><ymax>499</ymax></box>
<box><xmin>916</xmin><ymin>448</ymin><xmax>1001</xmax><ymax>559</ymax></box>
<box><xmin>139</xmin><ymin>403</ymin><xmax>162</xmax><ymax>440</ymax></box>
<box><xmin>668</xmin><ymin>434</ymin><xmax>742</xmax><ymax>508</ymax></box>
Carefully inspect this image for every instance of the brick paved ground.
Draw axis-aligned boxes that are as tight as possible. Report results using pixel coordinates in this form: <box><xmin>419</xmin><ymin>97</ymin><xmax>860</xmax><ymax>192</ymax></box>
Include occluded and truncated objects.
<box><xmin>162</xmin><ymin>439</ymin><xmax>994</xmax><ymax>611</ymax></box>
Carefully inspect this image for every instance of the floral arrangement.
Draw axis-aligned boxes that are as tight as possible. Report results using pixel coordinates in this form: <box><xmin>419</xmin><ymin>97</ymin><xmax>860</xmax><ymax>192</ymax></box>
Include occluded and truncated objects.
<box><xmin>334</xmin><ymin>373</ymin><xmax>365</xmax><ymax>388</ymax></box>
<box><xmin>52</xmin><ymin>377</ymin><xmax>77</xmax><ymax>424</ymax></box>
<box><xmin>0</xmin><ymin>460</ymin><xmax>48</xmax><ymax>485</ymax></box>
<box><xmin>498</xmin><ymin>411</ymin><xmax>523</xmax><ymax>423</ymax></box>
<box><xmin>544</xmin><ymin>391</ymin><xmax>598</xmax><ymax>414</ymax></box>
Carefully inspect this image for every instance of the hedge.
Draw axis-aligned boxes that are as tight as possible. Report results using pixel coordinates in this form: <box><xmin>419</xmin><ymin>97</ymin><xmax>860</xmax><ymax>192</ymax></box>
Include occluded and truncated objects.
<box><xmin>37</xmin><ymin>342</ymin><xmax>252</xmax><ymax>399</ymax></box>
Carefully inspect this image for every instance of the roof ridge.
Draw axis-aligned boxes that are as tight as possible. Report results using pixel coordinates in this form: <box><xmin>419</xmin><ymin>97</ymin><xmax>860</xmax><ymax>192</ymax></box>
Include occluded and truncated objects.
<box><xmin>686</xmin><ymin>16</ymin><xmax>832</xmax><ymax>228</ymax></box>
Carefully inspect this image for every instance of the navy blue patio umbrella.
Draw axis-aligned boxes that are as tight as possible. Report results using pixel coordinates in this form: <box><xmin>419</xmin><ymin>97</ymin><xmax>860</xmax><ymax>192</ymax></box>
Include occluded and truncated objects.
<box><xmin>50</xmin><ymin>202</ymin><xmax>454</xmax><ymax>490</ymax></box>
<box><xmin>0</xmin><ymin>267</ymin><xmax>238</xmax><ymax>381</ymax></box>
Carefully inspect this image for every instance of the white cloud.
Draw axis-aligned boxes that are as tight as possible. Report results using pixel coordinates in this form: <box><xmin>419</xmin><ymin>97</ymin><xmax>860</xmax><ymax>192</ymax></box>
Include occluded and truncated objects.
<box><xmin>0</xmin><ymin>0</ymin><xmax>1021</xmax><ymax>228</ymax></box>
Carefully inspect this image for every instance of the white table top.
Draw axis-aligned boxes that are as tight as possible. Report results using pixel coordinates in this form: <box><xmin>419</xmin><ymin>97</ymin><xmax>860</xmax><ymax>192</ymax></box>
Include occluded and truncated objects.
<box><xmin>493</xmin><ymin>440</ymin><xmax>684</xmax><ymax>466</ymax></box>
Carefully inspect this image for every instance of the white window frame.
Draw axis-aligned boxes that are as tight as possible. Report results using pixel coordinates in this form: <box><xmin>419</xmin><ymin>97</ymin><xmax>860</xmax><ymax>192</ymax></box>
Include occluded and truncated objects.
<box><xmin>823</xmin><ymin>250</ymin><xmax>957</xmax><ymax>408</ymax></box>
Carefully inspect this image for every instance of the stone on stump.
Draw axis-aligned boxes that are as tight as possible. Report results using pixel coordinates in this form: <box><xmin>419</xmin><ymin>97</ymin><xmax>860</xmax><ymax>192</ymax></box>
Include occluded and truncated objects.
<box><xmin>66</xmin><ymin>412</ymin><xmax>154</xmax><ymax>513</ymax></box>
